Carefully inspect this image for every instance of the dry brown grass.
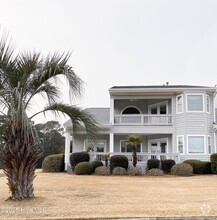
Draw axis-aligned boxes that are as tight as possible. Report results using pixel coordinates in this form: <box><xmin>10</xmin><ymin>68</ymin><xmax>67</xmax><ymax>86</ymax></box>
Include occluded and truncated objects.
<box><xmin>0</xmin><ymin>169</ymin><xmax>217</xmax><ymax>219</ymax></box>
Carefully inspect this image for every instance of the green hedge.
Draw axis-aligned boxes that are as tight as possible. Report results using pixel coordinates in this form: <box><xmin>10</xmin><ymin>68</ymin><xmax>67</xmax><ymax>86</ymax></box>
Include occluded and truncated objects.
<box><xmin>183</xmin><ymin>160</ymin><xmax>211</xmax><ymax>174</ymax></box>
<box><xmin>70</xmin><ymin>152</ymin><xmax>90</xmax><ymax>171</ymax></box>
<box><xmin>110</xmin><ymin>155</ymin><xmax>129</xmax><ymax>172</ymax></box>
<box><xmin>42</xmin><ymin>154</ymin><xmax>65</xmax><ymax>172</ymax></box>
<box><xmin>211</xmin><ymin>153</ymin><xmax>217</xmax><ymax>174</ymax></box>
<box><xmin>74</xmin><ymin>162</ymin><xmax>93</xmax><ymax>175</ymax></box>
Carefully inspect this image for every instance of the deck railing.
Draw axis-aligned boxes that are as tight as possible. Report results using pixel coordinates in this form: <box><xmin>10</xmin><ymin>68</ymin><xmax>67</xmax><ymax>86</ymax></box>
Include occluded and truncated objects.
<box><xmin>114</xmin><ymin>114</ymin><xmax>172</xmax><ymax>125</ymax></box>
<box><xmin>89</xmin><ymin>152</ymin><xmax>180</xmax><ymax>163</ymax></box>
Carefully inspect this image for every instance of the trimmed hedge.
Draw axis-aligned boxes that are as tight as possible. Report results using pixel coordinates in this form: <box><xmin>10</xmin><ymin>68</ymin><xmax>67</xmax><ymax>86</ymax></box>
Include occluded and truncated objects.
<box><xmin>113</xmin><ymin>167</ymin><xmax>127</xmax><ymax>175</ymax></box>
<box><xmin>110</xmin><ymin>155</ymin><xmax>128</xmax><ymax>172</ymax></box>
<box><xmin>211</xmin><ymin>153</ymin><xmax>217</xmax><ymax>174</ymax></box>
<box><xmin>171</xmin><ymin>163</ymin><xmax>193</xmax><ymax>176</ymax></box>
<box><xmin>91</xmin><ymin>160</ymin><xmax>103</xmax><ymax>172</ymax></box>
<box><xmin>161</xmin><ymin>159</ymin><xmax>176</xmax><ymax>173</ymax></box>
<box><xmin>183</xmin><ymin>160</ymin><xmax>212</xmax><ymax>174</ymax></box>
<box><xmin>146</xmin><ymin>168</ymin><xmax>164</xmax><ymax>176</ymax></box>
<box><xmin>70</xmin><ymin>152</ymin><xmax>90</xmax><ymax>171</ymax></box>
<box><xmin>95</xmin><ymin>166</ymin><xmax>110</xmax><ymax>176</ymax></box>
<box><xmin>42</xmin><ymin>154</ymin><xmax>64</xmax><ymax>172</ymax></box>
<box><xmin>127</xmin><ymin>167</ymin><xmax>143</xmax><ymax>176</ymax></box>
<box><xmin>147</xmin><ymin>159</ymin><xmax>160</xmax><ymax>170</ymax></box>
<box><xmin>74</xmin><ymin>162</ymin><xmax>93</xmax><ymax>175</ymax></box>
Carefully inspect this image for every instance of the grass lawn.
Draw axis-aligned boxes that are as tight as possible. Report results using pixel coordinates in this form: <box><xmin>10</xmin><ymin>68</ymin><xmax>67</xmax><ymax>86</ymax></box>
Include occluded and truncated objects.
<box><xmin>0</xmin><ymin>169</ymin><xmax>217</xmax><ymax>219</ymax></box>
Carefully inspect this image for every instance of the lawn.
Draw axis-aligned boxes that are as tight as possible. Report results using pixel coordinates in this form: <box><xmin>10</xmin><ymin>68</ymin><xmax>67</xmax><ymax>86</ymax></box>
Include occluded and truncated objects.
<box><xmin>0</xmin><ymin>170</ymin><xmax>217</xmax><ymax>219</ymax></box>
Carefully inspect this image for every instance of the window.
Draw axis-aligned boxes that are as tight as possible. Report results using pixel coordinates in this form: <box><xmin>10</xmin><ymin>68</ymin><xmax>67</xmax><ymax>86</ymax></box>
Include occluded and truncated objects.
<box><xmin>85</xmin><ymin>140</ymin><xmax>106</xmax><ymax>152</ymax></box>
<box><xmin>120</xmin><ymin>140</ymin><xmax>141</xmax><ymax>153</ymax></box>
<box><xmin>208</xmin><ymin>136</ymin><xmax>211</xmax><ymax>154</ymax></box>
<box><xmin>187</xmin><ymin>94</ymin><xmax>204</xmax><ymax>112</ymax></box>
<box><xmin>177</xmin><ymin>135</ymin><xmax>184</xmax><ymax>154</ymax></box>
<box><xmin>187</xmin><ymin>136</ymin><xmax>205</xmax><ymax>154</ymax></box>
<box><xmin>206</xmin><ymin>95</ymin><xmax>210</xmax><ymax>113</ymax></box>
<box><xmin>176</xmin><ymin>95</ymin><xmax>183</xmax><ymax>113</ymax></box>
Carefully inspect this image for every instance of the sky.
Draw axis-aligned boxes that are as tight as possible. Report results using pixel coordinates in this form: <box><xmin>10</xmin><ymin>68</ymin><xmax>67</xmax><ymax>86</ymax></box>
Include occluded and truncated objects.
<box><xmin>1</xmin><ymin>0</ymin><xmax>217</xmax><ymax>123</ymax></box>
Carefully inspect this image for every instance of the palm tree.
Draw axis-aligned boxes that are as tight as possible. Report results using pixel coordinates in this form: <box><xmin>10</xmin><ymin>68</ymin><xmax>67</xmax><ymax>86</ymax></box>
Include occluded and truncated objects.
<box><xmin>0</xmin><ymin>33</ymin><xmax>98</xmax><ymax>200</ymax></box>
<box><xmin>126</xmin><ymin>135</ymin><xmax>143</xmax><ymax>167</ymax></box>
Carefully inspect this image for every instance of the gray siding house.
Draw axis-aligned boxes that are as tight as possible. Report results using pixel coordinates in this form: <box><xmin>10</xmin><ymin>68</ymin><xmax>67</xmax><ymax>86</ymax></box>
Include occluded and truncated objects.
<box><xmin>64</xmin><ymin>85</ymin><xmax>217</xmax><ymax>170</ymax></box>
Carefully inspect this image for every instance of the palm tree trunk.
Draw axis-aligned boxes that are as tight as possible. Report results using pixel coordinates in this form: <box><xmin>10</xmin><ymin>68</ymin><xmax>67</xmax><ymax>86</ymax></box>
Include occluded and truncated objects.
<box><xmin>132</xmin><ymin>146</ymin><xmax>137</xmax><ymax>167</ymax></box>
<box><xmin>3</xmin><ymin>121</ymin><xmax>40</xmax><ymax>200</ymax></box>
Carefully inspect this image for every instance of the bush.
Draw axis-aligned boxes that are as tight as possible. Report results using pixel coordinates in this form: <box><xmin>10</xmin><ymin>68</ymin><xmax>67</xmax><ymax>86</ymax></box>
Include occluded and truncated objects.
<box><xmin>183</xmin><ymin>160</ymin><xmax>211</xmax><ymax>174</ymax></box>
<box><xmin>91</xmin><ymin>160</ymin><xmax>103</xmax><ymax>172</ymax></box>
<box><xmin>113</xmin><ymin>167</ymin><xmax>127</xmax><ymax>175</ymax></box>
<box><xmin>74</xmin><ymin>162</ymin><xmax>93</xmax><ymax>175</ymax></box>
<box><xmin>147</xmin><ymin>159</ymin><xmax>160</xmax><ymax>170</ymax></box>
<box><xmin>146</xmin><ymin>168</ymin><xmax>164</xmax><ymax>176</ymax></box>
<box><xmin>42</xmin><ymin>154</ymin><xmax>64</xmax><ymax>172</ymax></box>
<box><xmin>70</xmin><ymin>152</ymin><xmax>90</xmax><ymax>171</ymax></box>
<box><xmin>211</xmin><ymin>153</ymin><xmax>217</xmax><ymax>174</ymax></box>
<box><xmin>95</xmin><ymin>166</ymin><xmax>110</xmax><ymax>176</ymax></box>
<box><xmin>127</xmin><ymin>167</ymin><xmax>143</xmax><ymax>176</ymax></box>
<box><xmin>161</xmin><ymin>159</ymin><xmax>176</xmax><ymax>173</ymax></box>
<box><xmin>110</xmin><ymin>155</ymin><xmax>128</xmax><ymax>172</ymax></box>
<box><xmin>170</xmin><ymin>163</ymin><xmax>193</xmax><ymax>176</ymax></box>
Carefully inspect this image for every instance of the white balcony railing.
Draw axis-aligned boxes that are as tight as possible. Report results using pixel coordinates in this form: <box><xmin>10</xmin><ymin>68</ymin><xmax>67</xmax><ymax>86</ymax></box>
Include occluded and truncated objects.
<box><xmin>114</xmin><ymin>114</ymin><xmax>172</xmax><ymax>125</ymax></box>
<box><xmin>89</xmin><ymin>152</ymin><xmax>180</xmax><ymax>163</ymax></box>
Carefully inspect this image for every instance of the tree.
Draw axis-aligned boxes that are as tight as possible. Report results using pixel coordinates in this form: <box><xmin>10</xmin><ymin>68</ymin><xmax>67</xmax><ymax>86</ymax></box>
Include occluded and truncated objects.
<box><xmin>0</xmin><ymin>32</ymin><xmax>98</xmax><ymax>200</ymax></box>
<box><xmin>126</xmin><ymin>135</ymin><xmax>143</xmax><ymax>167</ymax></box>
<box><xmin>35</xmin><ymin>121</ymin><xmax>65</xmax><ymax>168</ymax></box>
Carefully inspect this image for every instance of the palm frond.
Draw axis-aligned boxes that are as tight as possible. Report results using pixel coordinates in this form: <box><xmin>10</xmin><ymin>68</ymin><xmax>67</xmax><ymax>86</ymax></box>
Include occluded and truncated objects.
<box><xmin>30</xmin><ymin>103</ymin><xmax>99</xmax><ymax>141</ymax></box>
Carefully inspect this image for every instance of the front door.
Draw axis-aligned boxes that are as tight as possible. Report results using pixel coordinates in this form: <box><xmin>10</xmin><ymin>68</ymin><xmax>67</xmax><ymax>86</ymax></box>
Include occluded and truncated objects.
<box><xmin>148</xmin><ymin>138</ymin><xmax>168</xmax><ymax>160</ymax></box>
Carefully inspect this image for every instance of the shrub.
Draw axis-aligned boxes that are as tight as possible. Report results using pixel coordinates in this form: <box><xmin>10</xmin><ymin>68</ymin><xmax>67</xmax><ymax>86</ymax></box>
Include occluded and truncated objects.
<box><xmin>147</xmin><ymin>159</ymin><xmax>160</xmax><ymax>170</ymax></box>
<box><xmin>110</xmin><ymin>155</ymin><xmax>128</xmax><ymax>172</ymax></box>
<box><xmin>42</xmin><ymin>154</ymin><xmax>64</xmax><ymax>172</ymax></box>
<box><xmin>91</xmin><ymin>160</ymin><xmax>103</xmax><ymax>172</ymax></box>
<box><xmin>161</xmin><ymin>159</ymin><xmax>176</xmax><ymax>173</ymax></box>
<box><xmin>211</xmin><ymin>153</ymin><xmax>217</xmax><ymax>174</ymax></box>
<box><xmin>74</xmin><ymin>162</ymin><xmax>93</xmax><ymax>175</ymax></box>
<box><xmin>70</xmin><ymin>152</ymin><xmax>90</xmax><ymax>171</ymax></box>
<box><xmin>183</xmin><ymin>160</ymin><xmax>212</xmax><ymax>174</ymax></box>
<box><xmin>113</xmin><ymin>167</ymin><xmax>127</xmax><ymax>175</ymax></box>
<box><xmin>127</xmin><ymin>167</ymin><xmax>143</xmax><ymax>176</ymax></box>
<box><xmin>146</xmin><ymin>168</ymin><xmax>164</xmax><ymax>176</ymax></box>
<box><xmin>170</xmin><ymin>163</ymin><xmax>193</xmax><ymax>176</ymax></box>
<box><xmin>95</xmin><ymin>166</ymin><xmax>110</xmax><ymax>176</ymax></box>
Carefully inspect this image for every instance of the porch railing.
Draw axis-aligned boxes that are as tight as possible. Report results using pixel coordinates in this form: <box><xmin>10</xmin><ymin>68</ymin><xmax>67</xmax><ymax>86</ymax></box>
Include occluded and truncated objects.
<box><xmin>89</xmin><ymin>152</ymin><xmax>180</xmax><ymax>163</ymax></box>
<box><xmin>114</xmin><ymin>114</ymin><xmax>172</xmax><ymax>125</ymax></box>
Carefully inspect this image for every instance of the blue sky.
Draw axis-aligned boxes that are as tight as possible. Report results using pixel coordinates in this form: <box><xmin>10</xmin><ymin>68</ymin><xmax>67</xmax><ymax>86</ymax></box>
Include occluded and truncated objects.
<box><xmin>1</xmin><ymin>0</ymin><xmax>217</xmax><ymax>122</ymax></box>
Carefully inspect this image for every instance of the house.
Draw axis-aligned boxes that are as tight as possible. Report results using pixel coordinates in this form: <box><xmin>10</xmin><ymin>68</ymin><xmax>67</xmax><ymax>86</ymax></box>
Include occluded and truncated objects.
<box><xmin>64</xmin><ymin>85</ymin><xmax>217</xmax><ymax>171</ymax></box>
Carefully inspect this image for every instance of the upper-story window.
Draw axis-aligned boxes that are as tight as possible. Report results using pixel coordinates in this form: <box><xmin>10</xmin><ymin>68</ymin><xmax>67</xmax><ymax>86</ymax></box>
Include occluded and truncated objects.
<box><xmin>206</xmin><ymin>95</ymin><xmax>210</xmax><ymax>113</ymax></box>
<box><xmin>186</xmin><ymin>94</ymin><xmax>204</xmax><ymax>112</ymax></box>
<box><xmin>122</xmin><ymin>107</ymin><xmax>141</xmax><ymax>114</ymax></box>
<box><xmin>176</xmin><ymin>95</ymin><xmax>183</xmax><ymax>114</ymax></box>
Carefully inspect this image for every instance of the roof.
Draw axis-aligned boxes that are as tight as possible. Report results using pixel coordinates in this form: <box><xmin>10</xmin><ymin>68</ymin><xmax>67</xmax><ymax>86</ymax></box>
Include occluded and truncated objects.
<box><xmin>110</xmin><ymin>85</ymin><xmax>214</xmax><ymax>89</ymax></box>
<box><xmin>64</xmin><ymin>108</ymin><xmax>110</xmax><ymax>128</ymax></box>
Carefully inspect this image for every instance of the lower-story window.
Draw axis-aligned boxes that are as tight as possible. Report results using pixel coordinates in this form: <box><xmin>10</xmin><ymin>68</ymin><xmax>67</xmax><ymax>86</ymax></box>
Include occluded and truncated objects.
<box><xmin>120</xmin><ymin>140</ymin><xmax>141</xmax><ymax>153</ymax></box>
<box><xmin>177</xmin><ymin>135</ymin><xmax>184</xmax><ymax>154</ymax></box>
<box><xmin>187</xmin><ymin>135</ymin><xmax>205</xmax><ymax>154</ymax></box>
<box><xmin>85</xmin><ymin>140</ymin><xmax>106</xmax><ymax>152</ymax></box>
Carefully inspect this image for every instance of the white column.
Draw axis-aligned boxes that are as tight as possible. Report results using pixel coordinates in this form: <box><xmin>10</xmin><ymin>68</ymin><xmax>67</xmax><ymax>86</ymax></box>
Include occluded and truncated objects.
<box><xmin>64</xmin><ymin>130</ymin><xmax>71</xmax><ymax>171</ymax></box>
<box><xmin>109</xmin><ymin>133</ymin><xmax>114</xmax><ymax>153</ymax></box>
<box><xmin>110</xmin><ymin>97</ymin><xmax>114</xmax><ymax>125</ymax></box>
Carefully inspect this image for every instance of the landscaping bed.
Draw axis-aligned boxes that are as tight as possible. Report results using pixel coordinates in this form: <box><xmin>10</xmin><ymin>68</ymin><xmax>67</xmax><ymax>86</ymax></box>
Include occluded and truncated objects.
<box><xmin>0</xmin><ymin>169</ymin><xmax>217</xmax><ymax>219</ymax></box>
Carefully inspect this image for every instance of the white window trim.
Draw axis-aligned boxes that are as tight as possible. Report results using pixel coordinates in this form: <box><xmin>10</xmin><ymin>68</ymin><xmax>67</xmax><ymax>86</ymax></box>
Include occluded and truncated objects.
<box><xmin>148</xmin><ymin>138</ymin><xmax>168</xmax><ymax>153</ymax></box>
<box><xmin>148</xmin><ymin>101</ymin><xmax>169</xmax><ymax>114</ymax></box>
<box><xmin>176</xmin><ymin>94</ymin><xmax>183</xmax><ymax>114</ymax></box>
<box><xmin>120</xmin><ymin>140</ymin><xmax>142</xmax><ymax>153</ymax></box>
<box><xmin>84</xmin><ymin>139</ymin><xmax>106</xmax><ymax>152</ymax></box>
<box><xmin>186</xmin><ymin>93</ymin><xmax>205</xmax><ymax>113</ymax></box>
<box><xmin>206</xmin><ymin>95</ymin><xmax>211</xmax><ymax>114</ymax></box>
<box><xmin>121</xmin><ymin>106</ymin><xmax>142</xmax><ymax>114</ymax></box>
<box><xmin>177</xmin><ymin>135</ymin><xmax>184</xmax><ymax>155</ymax></box>
<box><xmin>207</xmin><ymin>135</ymin><xmax>211</xmax><ymax>155</ymax></box>
<box><xmin>187</xmin><ymin>135</ymin><xmax>206</xmax><ymax>155</ymax></box>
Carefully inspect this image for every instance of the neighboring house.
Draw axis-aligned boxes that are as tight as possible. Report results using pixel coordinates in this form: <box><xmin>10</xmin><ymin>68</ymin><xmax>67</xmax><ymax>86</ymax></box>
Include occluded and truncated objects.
<box><xmin>64</xmin><ymin>85</ymin><xmax>217</xmax><ymax>171</ymax></box>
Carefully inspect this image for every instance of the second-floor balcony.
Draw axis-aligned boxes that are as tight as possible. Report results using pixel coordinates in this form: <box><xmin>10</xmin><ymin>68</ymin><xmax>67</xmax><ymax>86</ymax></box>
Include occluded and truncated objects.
<box><xmin>114</xmin><ymin>114</ymin><xmax>172</xmax><ymax>125</ymax></box>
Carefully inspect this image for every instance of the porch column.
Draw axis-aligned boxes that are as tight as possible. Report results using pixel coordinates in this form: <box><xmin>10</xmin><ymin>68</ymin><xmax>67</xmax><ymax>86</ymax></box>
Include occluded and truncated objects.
<box><xmin>110</xmin><ymin>98</ymin><xmax>114</xmax><ymax>125</ymax></box>
<box><xmin>109</xmin><ymin>133</ymin><xmax>114</xmax><ymax>153</ymax></box>
<box><xmin>64</xmin><ymin>129</ymin><xmax>71</xmax><ymax>171</ymax></box>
